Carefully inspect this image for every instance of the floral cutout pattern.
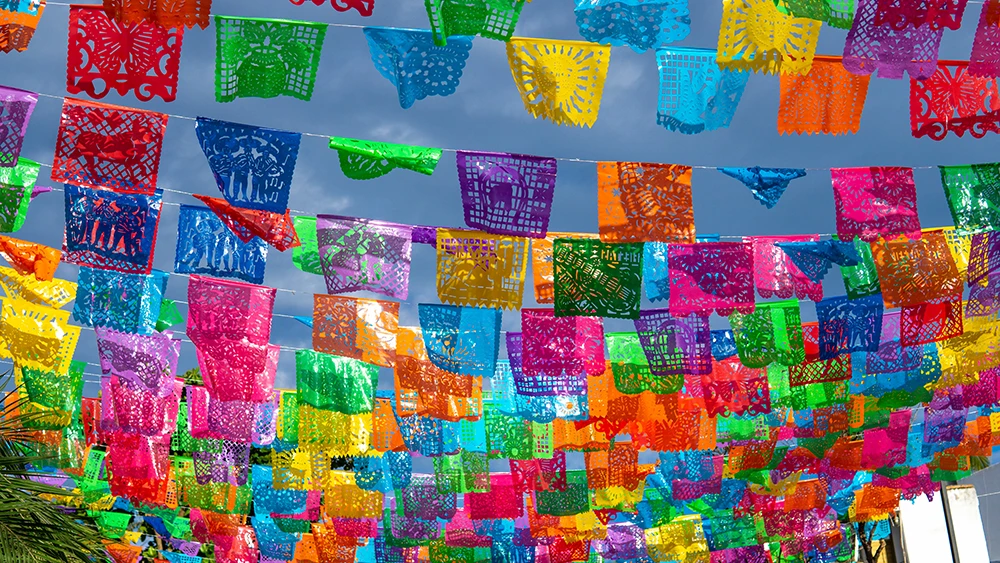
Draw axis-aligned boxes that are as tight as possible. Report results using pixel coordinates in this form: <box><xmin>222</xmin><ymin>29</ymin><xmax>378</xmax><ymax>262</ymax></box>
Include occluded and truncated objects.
<box><xmin>313</xmin><ymin>294</ymin><xmax>399</xmax><ymax>368</ymax></box>
<box><xmin>289</xmin><ymin>0</ymin><xmax>374</xmax><ymax>16</ymax></box>
<box><xmin>436</xmin><ymin>228</ymin><xmax>528</xmax><ymax>310</ymax></box>
<box><xmin>574</xmin><ymin>0</ymin><xmax>690</xmax><ymax>53</ymax></box>
<box><xmin>909</xmin><ymin>62</ymin><xmax>1000</xmax><ymax>140</ymax></box>
<box><xmin>778</xmin><ymin>57</ymin><xmax>871</xmax><ymax>136</ymax></box>
<box><xmin>365</xmin><ymin>27</ymin><xmax>474</xmax><ymax>109</ymax></box>
<box><xmin>668</xmin><ymin>241</ymin><xmax>756</xmax><ymax>318</ymax></box>
<box><xmin>457</xmin><ymin>151</ymin><xmax>557</xmax><ymax>238</ymax></box>
<box><xmin>195</xmin><ymin>117</ymin><xmax>301</xmax><ymax>213</ymax></box>
<box><xmin>506</xmin><ymin>38</ymin><xmax>611</xmax><ymax>128</ymax></box>
<box><xmin>52</xmin><ymin>98</ymin><xmax>168</xmax><ymax>194</ymax></box>
<box><xmin>425</xmin><ymin>0</ymin><xmax>525</xmax><ymax>46</ymax></box>
<box><xmin>521</xmin><ymin>308</ymin><xmax>605</xmax><ymax>377</ymax></box>
<box><xmin>67</xmin><ymin>6</ymin><xmax>185</xmax><ymax>102</ymax></box>
<box><xmin>174</xmin><ymin>205</ymin><xmax>267</xmax><ymax>285</ymax></box>
<box><xmin>598</xmin><ymin>162</ymin><xmax>694</xmax><ymax>243</ymax></box>
<box><xmin>63</xmin><ymin>184</ymin><xmax>162</xmax><ymax>274</ymax></box>
<box><xmin>843</xmin><ymin>0</ymin><xmax>944</xmax><ymax>80</ymax></box>
<box><xmin>831</xmin><ymin>167</ymin><xmax>921</xmax><ymax>242</ymax></box>
<box><xmin>101</xmin><ymin>0</ymin><xmax>213</xmax><ymax>29</ymax></box>
<box><xmin>0</xmin><ymin>86</ymin><xmax>36</xmax><ymax>168</ymax></box>
<box><xmin>717</xmin><ymin>0</ymin><xmax>822</xmax><ymax>75</ymax></box>
<box><xmin>73</xmin><ymin>267</ymin><xmax>168</xmax><ymax>334</ymax></box>
<box><xmin>215</xmin><ymin>16</ymin><xmax>328</xmax><ymax>103</ymax></box>
<box><xmin>656</xmin><ymin>47</ymin><xmax>749</xmax><ymax>135</ymax></box>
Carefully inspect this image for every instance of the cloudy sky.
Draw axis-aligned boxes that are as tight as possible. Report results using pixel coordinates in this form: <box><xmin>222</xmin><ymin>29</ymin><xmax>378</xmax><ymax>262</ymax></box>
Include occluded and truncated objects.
<box><xmin>4</xmin><ymin>0</ymin><xmax>997</xmax><ymax>394</ymax></box>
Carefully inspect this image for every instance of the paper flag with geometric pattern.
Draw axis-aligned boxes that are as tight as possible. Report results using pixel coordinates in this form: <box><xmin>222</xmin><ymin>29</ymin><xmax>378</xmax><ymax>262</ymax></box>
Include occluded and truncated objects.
<box><xmin>574</xmin><ymin>0</ymin><xmax>690</xmax><ymax>53</ymax></box>
<box><xmin>436</xmin><ymin>228</ymin><xmax>528</xmax><ymax>310</ymax></box>
<box><xmin>506</xmin><ymin>38</ymin><xmax>611</xmax><ymax>128</ymax></box>
<box><xmin>102</xmin><ymin>0</ymin><xmax>213</xmax><ymax>29</ymax></box>
<box><xmin>63</xmin><ymin>184</ymin><xmax>163</xmax><ymax>275</ymax></box>
<box><xmin>66</xmin><ymin>6</ymin><xmax>185</xmax><ymax>102</ymax></box>
<box><xmin>457</xmin><ymin>151</ymin><xmax>556</xmax><ymax>239</ymax></box>
<box><xmin>655</xmin><ymin>47</ymin><xmax>749</xmax><ymax>135</ymax></box>
<box><xmin>215</xmin><ymin>16</ymin><xmax>328</xmax><ymax>103</ymax></box>
<box><xmin>716</xmin><ymin>0</ymin><xmax>821</xmax><ymax>75</ymax></box>
<box><xmin>598</xmin><ymin>162</ymin><xmax>694</xmax><ymax>243</ymax></box>
<box><xmin>0</xmin><ymin>85</ymin><xmax>36</xmax><ymax>167</ymax></box>
<box><xmin>425</xmin><ymin>0</ymin><xmax>525</xmax><ymax>46</ymax></box>
<box><xmin>778</xmin><ymin>56</ymin><xmax>871</xmax><ymax>136</ymax></box>
<box><xmin>52</xmin><ymin>98</ymin><xmax>167</xmax><ymax>194</ymax></box>
<box><xmin>364</xmin><ymin>27</ymin><xmax>474</xmax><ymax>109</ymax></box>
<box><xmin>316</xmin><ymin>215</ymin><xmax>412</xmax><ymax>300</ymax></box>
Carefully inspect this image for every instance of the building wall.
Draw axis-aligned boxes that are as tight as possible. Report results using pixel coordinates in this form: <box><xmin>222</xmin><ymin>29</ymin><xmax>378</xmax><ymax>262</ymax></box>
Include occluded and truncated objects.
<box><xmin>960</xmin><ymin>462</ymin><xmax>1000</xmax><ymax>563</ymax></box>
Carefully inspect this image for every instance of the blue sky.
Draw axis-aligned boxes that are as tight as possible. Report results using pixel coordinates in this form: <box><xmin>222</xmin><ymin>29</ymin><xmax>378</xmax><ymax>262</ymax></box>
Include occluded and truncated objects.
<box><xmin>3</xmin><ymin>0</ymin><xmax>998</xmax><ymax>394</ymax></box>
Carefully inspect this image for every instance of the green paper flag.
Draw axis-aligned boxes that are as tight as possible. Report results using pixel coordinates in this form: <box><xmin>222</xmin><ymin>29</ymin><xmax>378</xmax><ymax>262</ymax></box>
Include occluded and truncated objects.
<box><xmin>329</xmin><ymin>137</ymin><xmax>443</xmax><ymax>180</ymax></box>
<box><xmin>156</xmin><ymin>299</ymin><xmax>185</xmax><ymax>332</ymax></box>
<box><xmin>425</xmin><ymin>0</ymin><xmax>526</xmax><ymax>46</ymax></box>
<box><xmin>215</xmin><ymin>16</ymin><xmax>328</xmax><ymax>102</ymax></box>
<box><xmin>775</xmin><ymin>0</ymin><xmax>855</xmax><ymax>29</ymax></box>
<box><xmin>606</xmin><ymin>332</ymin><xmax>684</xmax><ymax>395</ymax></box>
<box><xmin>729</xmin><ymin>299</ymin><xmax>805</xmax><ymax>368</ymax></box>
<box><xmin>295</xmin><ymin>349</ymin><xmax>379</xmax><ymax>415</ymax></box>
<box><xmin>0</xmin><ymin>157</ymin><xmax>40</xmax><ymax>233</ymax></box>
<box><xmin>553</xmin><ymin>239</ymin><xmax>643</xmax><ymax>319</ymax></box>
<box><xmin>292</xmin><ymin>216</ymin><xmax>322</xmax><ymax>275</ymax></box>
<box><xmin>837</xmin><ymin>236</ymin><xmax>881</xmax><ymax>300</ymax></box>
<box><xmin>940</xmin><ymin>163</ymin><xmax>1000</xmax><ymax>234</ymax></box>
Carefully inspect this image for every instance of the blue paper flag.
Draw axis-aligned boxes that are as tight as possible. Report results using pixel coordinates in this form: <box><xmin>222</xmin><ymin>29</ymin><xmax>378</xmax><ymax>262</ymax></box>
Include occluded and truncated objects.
<box><xmin>718</xmin><ymin>166</ymin><xmax>807</xmax><ymax>209</ymax></box>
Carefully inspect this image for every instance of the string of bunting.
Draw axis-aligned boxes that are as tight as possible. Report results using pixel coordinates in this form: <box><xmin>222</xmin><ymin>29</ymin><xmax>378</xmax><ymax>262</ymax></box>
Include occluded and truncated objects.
<box><xmin>3</xmin><ymin>0</ymin><xmax>999</xmax><ymax>139</ymax></box>
<box><xmin>3</xmin><ymin>2</ymin><xmax>1000</xmax><ymax>563</ymax></box>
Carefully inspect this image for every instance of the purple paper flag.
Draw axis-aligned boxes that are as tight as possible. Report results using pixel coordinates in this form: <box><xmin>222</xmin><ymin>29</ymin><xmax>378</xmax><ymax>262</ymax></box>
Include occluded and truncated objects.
<box><xmin>316</xmin><ymin>214</ymin><xmax>413</xmax><ymax>300</ymax></box>
<box><xmin>457</xmin><ymin>150</ymin><xmax>557</xmax><ymax>238</ymax></box>
<box><xmin>0</xmin><ymin>86</ymin><xmax>37</xmax><ymax>168</ymax></box>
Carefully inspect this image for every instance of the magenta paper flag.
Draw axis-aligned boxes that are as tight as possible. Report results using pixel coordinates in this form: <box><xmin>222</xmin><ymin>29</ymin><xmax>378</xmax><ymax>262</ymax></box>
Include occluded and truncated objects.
<box><xmin>101</xmin><ymin>375</ymin><xmax>182</xmax><ymax>437</ymax></box>
<box><xmin>315</xmin><ymin>214</ymin><xmax>413</xmax><ymax>300</ymax></box>
<box><xmin>520</xmin><ymin>308</ymin><xmax>605</xmax><ymax>377</ymax></box>
<box><xmin>668</xmin><ymin>241</ymin><xmax>756</xmax><ymax>317</ymax></box>
<box><xmin>750</xmin><ymin>235</ymin><xmax>823</xmax><ymax>302</ymax></box>
<box><xmin>831</xmin><ymin>167</ymin><xmax>920</xmax><ymax>242</ymax></box>
<box><xmin>186</xmin><ymin>274</ymin><xmax>276</xmax><ymax>347</ymax></box>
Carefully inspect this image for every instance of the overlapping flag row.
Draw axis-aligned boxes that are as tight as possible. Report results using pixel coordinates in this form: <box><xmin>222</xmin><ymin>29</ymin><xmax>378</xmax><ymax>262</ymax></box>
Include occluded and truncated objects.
<box><xmin>4</xmin><ymin>0</ymin><xmax>1000</xmax><ymax>138</ymax></box>
<box><xmin>0</xmin><ymin>78</ymin><xmax>998</xmax><ymax>563</ymax></box>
